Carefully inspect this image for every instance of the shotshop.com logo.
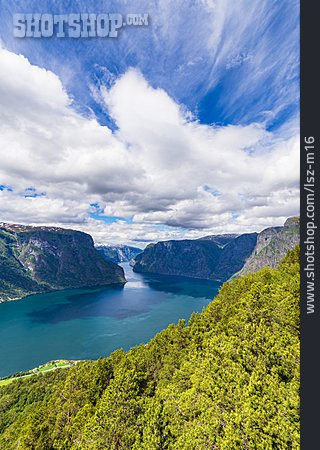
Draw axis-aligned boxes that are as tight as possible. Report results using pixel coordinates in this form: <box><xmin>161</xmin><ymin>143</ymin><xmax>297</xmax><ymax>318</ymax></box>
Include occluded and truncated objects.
<box><xmin>13</xmin><ymin>13</ymin><xmax>149</xmax><ymax>38</ymax></box>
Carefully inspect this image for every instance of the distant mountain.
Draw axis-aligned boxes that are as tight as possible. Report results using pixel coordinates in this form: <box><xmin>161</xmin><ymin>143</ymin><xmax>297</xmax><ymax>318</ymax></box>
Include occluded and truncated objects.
<box><xmin>0</xmin><ymin>223</ymin><xmax>126</xmax><ymax>302</ymax></box>
<box><xmin>132</xmin><ymin>217</ymin><xmax>300</xmax><ymax>281</ymax></box>
<box><xmin>235</xmin><ymin>216</ymin><xmax>300</xmax><ymax>277</ymax></box>
<box><xmin>96</xmin><ymin>245</ymin><xmax>142</xmax><ymax>263</ymax></box>
<box><xmin>132</xmin><ymin>233</ymin><xmax>258</xmax><ymax>281</ymax></box>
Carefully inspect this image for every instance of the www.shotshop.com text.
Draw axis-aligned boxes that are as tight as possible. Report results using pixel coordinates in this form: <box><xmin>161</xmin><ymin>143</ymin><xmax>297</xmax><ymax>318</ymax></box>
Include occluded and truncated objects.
<box><xmin>303</xmin><ymin>136</ymin><xmax>316</xmax><ymax>314</ymax></box>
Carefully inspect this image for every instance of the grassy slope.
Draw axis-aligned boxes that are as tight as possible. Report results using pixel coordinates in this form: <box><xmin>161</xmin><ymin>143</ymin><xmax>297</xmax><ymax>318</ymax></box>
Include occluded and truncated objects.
<box><xmin>0</xmin><ymin>361</ymin><xmax>78</xmax><ymax>387</ymax></box>
<box><xmin>0</xmin><ymin>246</ymin><xmax>300</xmax><ymax>449</ymax></box>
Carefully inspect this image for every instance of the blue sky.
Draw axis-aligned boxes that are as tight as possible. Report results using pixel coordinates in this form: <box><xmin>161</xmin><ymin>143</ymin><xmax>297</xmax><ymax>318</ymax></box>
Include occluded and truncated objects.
<box><xmin>1</xmin><ymin>0</ymin><xmax>299</xmax><ymax>129</ymax></box>
<box><xmin>0</xmin><ymin>0</ymin><xmax>300</xmax><ymax>245</ymax></box>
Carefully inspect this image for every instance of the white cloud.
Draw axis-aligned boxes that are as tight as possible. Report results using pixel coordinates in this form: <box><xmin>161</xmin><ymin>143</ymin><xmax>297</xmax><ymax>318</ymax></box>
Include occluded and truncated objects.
<box><xmin>0</xmin><ymin>47</ymin><xmax>299</xmax><ymax>245</ymax></box>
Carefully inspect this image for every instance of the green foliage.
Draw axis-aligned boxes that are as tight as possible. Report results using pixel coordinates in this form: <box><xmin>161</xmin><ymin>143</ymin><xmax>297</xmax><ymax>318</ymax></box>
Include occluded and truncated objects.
<box><xmin>0</xmin><ymin>247</ymin><xmax>300</xmax><ymax>449</ymax></box>
<box><xmin>0</xmin><ymin>360</ymin><xmax>77</xmax><ymax>387</ymax></box>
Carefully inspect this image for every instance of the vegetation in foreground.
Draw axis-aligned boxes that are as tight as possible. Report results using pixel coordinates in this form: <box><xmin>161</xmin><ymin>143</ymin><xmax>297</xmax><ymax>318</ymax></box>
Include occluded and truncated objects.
<box><xmin>0</xmin><ymin>247</ymin><xmax>300</xmax><ymax>449</ymax></box>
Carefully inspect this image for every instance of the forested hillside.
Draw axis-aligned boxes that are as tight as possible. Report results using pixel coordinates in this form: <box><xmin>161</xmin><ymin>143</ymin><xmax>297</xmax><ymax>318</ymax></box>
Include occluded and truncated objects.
<box><xmin>0</xmin><ymin>246</ymin><xmax>300</xmax><ymax>449</ymax></box>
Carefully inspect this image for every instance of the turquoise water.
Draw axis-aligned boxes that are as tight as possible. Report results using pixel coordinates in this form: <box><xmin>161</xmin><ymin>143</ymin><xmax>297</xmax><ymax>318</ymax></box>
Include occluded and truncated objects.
<box><xmin>0</xmin><ymin>264</ymin><xmax>221</xmax><ymax>377</ymax></box>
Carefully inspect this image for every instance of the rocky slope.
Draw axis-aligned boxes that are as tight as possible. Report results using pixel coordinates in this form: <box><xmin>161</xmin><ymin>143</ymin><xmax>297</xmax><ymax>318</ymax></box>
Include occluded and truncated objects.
<box><xmin>0</xmin><ymin>223</ymin><xmax>126</xmax><ymax>302</ymax></box>
<box><xmin>235</xmin><ymin>216</ymin><xmax>300</xmax><ymax>277</ymax></box>
<box><xmin>132</xmin><ymin>233</ymin><xmax>258</xmax><ymax>281</ymax></box>
<box><xmin>132</xmin><ymin>217</ymin><xmax>300</xmax><ymax>281</ymax></box>
<box><xmin>96</xmin><ymin>245</ymin><xmax>142</xmax><ymax>263</ymax></box>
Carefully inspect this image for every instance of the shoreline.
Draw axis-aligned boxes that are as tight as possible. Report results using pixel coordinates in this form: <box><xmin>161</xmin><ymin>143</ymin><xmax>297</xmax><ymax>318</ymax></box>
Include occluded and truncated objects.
<box><xmin>0</xmin><ymin>359</ymin><xmax>84</xmax><ymax>386</ymax></box>
<box><xmin>0</xmin><ymin>280</ymin><xmax>127</xmax><ymax>304</ymax></box>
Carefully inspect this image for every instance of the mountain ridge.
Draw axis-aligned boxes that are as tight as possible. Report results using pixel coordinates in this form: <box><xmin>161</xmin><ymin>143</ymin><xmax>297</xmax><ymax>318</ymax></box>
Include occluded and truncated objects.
<box><xmin>235</xmin><ymin>216</ymin><xmax>300</xmax><ymax>277</ymax></box>
<box><xmin>132</xmin><ymin>217</ymin><xmax>299</xmax><ymax>281</ymax></box>
<box><xmin>132</xmin><ymin>232</ymin><xmax>258</xmax><ymax>281</ymax></box>
<box><xmin>0</xmin><ymin>223</ymin><xmax>126</xmax><ymax>302</ymax></box>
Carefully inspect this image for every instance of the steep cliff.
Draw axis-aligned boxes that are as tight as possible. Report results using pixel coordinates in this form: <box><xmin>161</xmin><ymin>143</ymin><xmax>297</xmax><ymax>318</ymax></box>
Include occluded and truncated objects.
<box><xmin>235</xmin><ymin>216</ymin><xmax>300</xmax><ymax>277</ymax></box>
<box><xmin>0</xmin><ymin>223</ymin><xmax>126</xmax><ymax>302</ymax></box>
<box><xmin>132</xmin><ymin>217</ymin><xmax>300</xmax><ymax>281</ymax></box>
<box><xmin>132</xmin><ymin>233</ymin><xmax>258</xmax><ymax>281</ymax></box>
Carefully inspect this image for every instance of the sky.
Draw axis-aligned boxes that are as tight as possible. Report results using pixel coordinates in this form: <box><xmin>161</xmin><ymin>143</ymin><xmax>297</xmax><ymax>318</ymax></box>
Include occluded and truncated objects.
<box><xmin>0</xmin><ymin>0</ymin><xmax>300</xmax><ymax>246</ymax></box>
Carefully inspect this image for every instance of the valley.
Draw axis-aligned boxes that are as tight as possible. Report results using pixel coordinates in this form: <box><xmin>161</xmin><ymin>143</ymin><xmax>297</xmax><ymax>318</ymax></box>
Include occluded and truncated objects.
<box><xmin>0</xmin><ymin>262</ymin><xmax>220</xmax><ymax>377</ymax></box>
<box><xmin>0</xmin><ymin>217</ymin><xmax>299</xmax><ymax>378</ymax></box>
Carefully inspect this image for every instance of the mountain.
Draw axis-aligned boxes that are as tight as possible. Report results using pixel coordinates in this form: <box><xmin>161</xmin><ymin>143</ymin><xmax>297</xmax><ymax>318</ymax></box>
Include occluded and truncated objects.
<box><xmin>0</xmin><ymin>246</ymin><xmax>300</xmax><ymax>448</ymax></box>
<box><xmin>0</xmin><ymin>223</ymin><xmax>126</xmax><ymax>302</ymax></box>
<box><xmin>96</xmin><ymin>244</ymin><xmax>142</xmax><ymax>263</ymax></box>
<box><xmin>132</xmin><ymin>233</ymin><xmax>258</xmax><ymax>281</ymax></box>
<box><xmin>235</xmin><ymin>216</ymin><xmax>300</xmax><ymax>277</ymax></box>
<box><xmin>132</xmin><ymin>217</ymin><xmax>300</xmax><ymax>281</ymax></box>
<box><xmin>197</xmin><ymin>233</ymin><xmax>239</xmax><ymax>245</ymax></box>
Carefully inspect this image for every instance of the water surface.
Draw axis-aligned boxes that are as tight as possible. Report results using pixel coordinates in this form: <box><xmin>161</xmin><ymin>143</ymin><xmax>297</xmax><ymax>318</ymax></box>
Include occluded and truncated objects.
<box><xmin>0</xmin><ymin>264</ymin><xmax>221</xmax><ymax>377</ymax></box>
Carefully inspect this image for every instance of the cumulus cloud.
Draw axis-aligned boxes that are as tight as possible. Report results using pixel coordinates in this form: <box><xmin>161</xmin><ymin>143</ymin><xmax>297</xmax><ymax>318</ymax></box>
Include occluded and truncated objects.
<box><xmin>0</xmin><ymin>47</ymin><xmax>299</xmax><ymax>244</ymax></box>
